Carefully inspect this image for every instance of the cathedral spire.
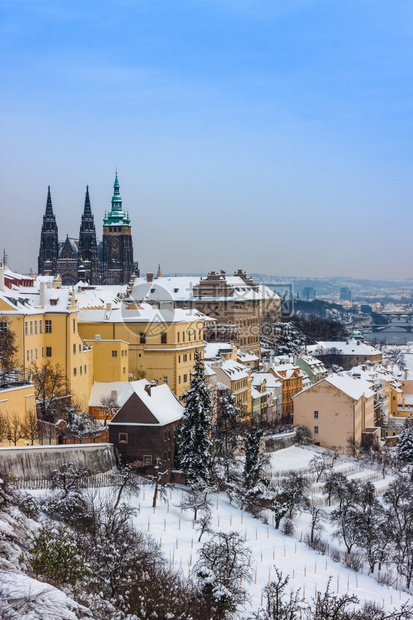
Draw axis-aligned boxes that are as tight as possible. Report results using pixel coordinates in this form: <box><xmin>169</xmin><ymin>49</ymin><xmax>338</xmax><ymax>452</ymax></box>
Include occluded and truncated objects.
<box><xmin>83</xmin><ymin>185</ymin><xmax>92</xmax><ymax>217</ymax></box>
<box><xmin>45</xmin><ymin>185</ymin><xmax>54</xmax><ymax>219</ymax></box>
<box><xmin>103</xmin><ymin>171</ymin><xmax>130</xmax><ymax>226</ymax></box>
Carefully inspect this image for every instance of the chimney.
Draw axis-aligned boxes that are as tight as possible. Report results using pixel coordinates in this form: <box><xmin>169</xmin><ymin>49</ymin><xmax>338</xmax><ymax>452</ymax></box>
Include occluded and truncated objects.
<box><xmin>39</xmin><ymin>281</ymin><xmax>46</xmax><ymax>307</ymax></box>
<box><xmin>110</xmin><ymin>390</ymin><xmax>118</xmax><ymax>402</ymax></box>
<box><xmin>147</xmin><ymin>273</ymin><xmax>154</xmax><ymax>283</ymax></box>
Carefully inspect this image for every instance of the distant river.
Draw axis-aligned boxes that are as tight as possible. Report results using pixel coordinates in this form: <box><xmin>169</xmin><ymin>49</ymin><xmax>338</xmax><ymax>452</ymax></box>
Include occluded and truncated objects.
<box><xmin>362</xmin><ymin>318</ymin><xmax>413</xmax><ymax>345</ymax></box>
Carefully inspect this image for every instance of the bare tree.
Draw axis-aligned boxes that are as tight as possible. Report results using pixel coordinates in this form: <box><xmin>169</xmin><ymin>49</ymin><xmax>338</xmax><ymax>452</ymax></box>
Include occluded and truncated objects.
<box><xmin>0</xmin><ymin>411</ymin><xmax>9</xmax><ymax>443</ymax></box>
<box><xmin>30</xmin><ymin>361</ymin><xmax>67</xmax><ymax>422</ymax></box>
<box><xmin>23</xmin><ymin>409</ymin><xmax>39</xmax><ymax>445</ymax></box>
<box><xmin>100</xmin><ymin>395</ymin><xmax>120</xmax><ymax>426</ymax></box>
<box><xmin>0</xmin><ymin>320</ymin><xmax>18</xmax><ymax>387</ymax></box>
<box><xmin>6</xmin><ymin>411</ymin><xmax>24</xmax><ymax>445</ymax></box>
<box><xmin>310</xmin><ymin>453</ymin><xmax>331</xmax><ymax>482</ymax></box>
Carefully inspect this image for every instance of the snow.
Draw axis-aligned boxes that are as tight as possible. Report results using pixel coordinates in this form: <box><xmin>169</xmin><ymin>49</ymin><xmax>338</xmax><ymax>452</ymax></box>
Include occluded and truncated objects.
<box><xmin>268</xmin><ymin>445</ymin><xmax>318</xmax><ymax>472</ymax></box>
<box><xmin>215</xmin><ymin>360</ymin><xmax>251</xmax><ymax>381</ymax></box>
<box><xmin>0</xmin><ymin>570</ymin><xmax>93</xmax><ymax>619</ymax></box>
<box><xmin>130</xmin><ymin>275</ymin><xmax>280</xmax><ymax>303</ymax></box>
<box><xmin>120</xmin><ymin>455</ymin><xmax>412</xmax><ymax>617</ymax></box>
<box><xmin>313</xmin><ymin>339</ymin><xmax>382</xmax><ymax>357</ymax></box>
<box><xmin>9</xmin><ymin>445</ymin><xmax>413</xmax><ymax>618</ymax></box>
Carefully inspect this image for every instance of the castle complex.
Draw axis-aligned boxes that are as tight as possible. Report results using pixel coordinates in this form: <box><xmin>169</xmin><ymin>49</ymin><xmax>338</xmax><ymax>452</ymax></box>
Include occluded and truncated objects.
<box><xmin>38</xmin><ymin>174</ymin><xmax>136</xmax><ymax>285</ymax></box>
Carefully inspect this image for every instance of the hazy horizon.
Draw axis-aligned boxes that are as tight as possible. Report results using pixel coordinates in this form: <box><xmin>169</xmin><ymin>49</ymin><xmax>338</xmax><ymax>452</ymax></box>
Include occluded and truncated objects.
<box><xmin>2</xmin><ymin>1</ymin><xmax>413</xmax><ymax>279</ymax></box>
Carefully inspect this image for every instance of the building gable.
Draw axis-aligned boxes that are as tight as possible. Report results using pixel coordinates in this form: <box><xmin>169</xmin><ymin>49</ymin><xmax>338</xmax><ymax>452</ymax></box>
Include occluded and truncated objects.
<box><xmin>112</xmin><ymin>392</ymin><xmax>159</xmax><ymax>425</ymax></box>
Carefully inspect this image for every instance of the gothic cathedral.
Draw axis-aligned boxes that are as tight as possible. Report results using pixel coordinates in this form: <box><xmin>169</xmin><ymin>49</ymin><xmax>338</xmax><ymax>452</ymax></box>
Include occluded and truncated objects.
<box><xmin>38</xmin><ymin>174</ymin><xmax>136</xmax><ymax>286</ymax></box>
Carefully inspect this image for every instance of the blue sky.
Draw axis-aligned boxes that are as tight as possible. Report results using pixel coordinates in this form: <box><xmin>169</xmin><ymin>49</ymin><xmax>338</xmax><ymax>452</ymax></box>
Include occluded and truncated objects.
<box><xmin>1</xmin><ymin>0</ymin><xmax>413</xmax><ymax>278</ymax></box>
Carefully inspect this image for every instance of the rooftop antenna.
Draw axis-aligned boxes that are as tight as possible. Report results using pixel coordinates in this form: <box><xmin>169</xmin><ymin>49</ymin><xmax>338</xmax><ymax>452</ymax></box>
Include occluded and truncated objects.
<box><xmin>2</xmin><ymin>249</ymin><xmax>7</xmax><ymax>267</ymax></box>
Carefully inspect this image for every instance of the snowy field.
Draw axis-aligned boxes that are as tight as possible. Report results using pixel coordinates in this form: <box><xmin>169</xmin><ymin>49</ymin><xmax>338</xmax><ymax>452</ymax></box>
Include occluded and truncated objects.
<box><xmin>25</xmin><ymin>445</ymin><xmax>413</xmax><ymax>618</ymax></box>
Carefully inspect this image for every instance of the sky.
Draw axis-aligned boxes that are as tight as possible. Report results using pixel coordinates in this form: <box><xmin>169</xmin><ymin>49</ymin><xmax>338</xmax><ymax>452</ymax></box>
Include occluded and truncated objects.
<box><xmin>1</xmin><ymin>0</ymin><xmax>413</xmax><ymax>279</ymax></box>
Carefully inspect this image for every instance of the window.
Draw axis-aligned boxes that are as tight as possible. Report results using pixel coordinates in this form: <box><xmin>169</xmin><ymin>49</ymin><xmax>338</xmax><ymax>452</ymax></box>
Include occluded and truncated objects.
<box><xmin>35</xmin><ymin>348</ymin><xmax>38</xmax><ymax>360</ymax></box>
<box><xmin>24</xmin><ymin>322</ymin><xmax>28</xmax><ymax>336</ymax></box>
<box><xmin>177</xmin><ymin>332</ymin><xmax>180</xmax><ymax>343</ymax></box>
<box><xmin>73</xmin><ymin>368</ymin><xmax>77</xmax><ymax>376</ymax></box>
<box><xmin>99</xmin><ymin>409</ymin><xmax>105</xmax><ymax>417</ymax></box>
<box><xmin>42</xmin><ymin>347</ymin><xmax>44</xmax><ymax>358</ymax></box>
<box><xmin>183</xmin><ymin>374</ymin><xmax>188</xmax><ymax>383</ymax></box>
<box><xmin>84</xmin><ymin>365</ymin><xmax>86</xmax><ymax>374</ymax></box>
<box><xmin>144</xmin><ymin>455</ymin><xmax>152</xmax><ymax>465</ymax></box>
<box><xmin>163</xmin><ymin>376</ymin><xmax>168</xmax><ymax>384</ymax></box>
<box><xmin>314</xmin><ymin>426</ymin><xmax>319</xmax><ymax>435</ymax></box>
<box><xmin>39</xmin><ymin>320</ymin><xmax>42</xmax><ymax>334</ymax></box>
<box><xmin>178</xmin><ymin>355</ymin><xmax>181</xmax><ymax>363</ymax></box>
<box><xmin>34</xmin><ymin>320</ymin><xmax>37</xmax><ymax>334</ymax></box>
<box><xmin>183</xmin><ymin>354</ymin><xmax>187</xmax><ymax>362</ymax></box>
<box><xmin>45</xmin><ymin>320</ymin><xmax>52</xmax><ymax>333</ymax></box>
<box><xmin>27</xmin><ymin>350</ymin><xmax>30</xmax><ymax>362</ymax></box>
<box><xmin>79</xmin><ymin>344</ymin><xmax>81</xmax><ymax>353</ymax></box>
<box><xmin>124</xmin><ymin>350</ymin><xmax>127</xmax><ymax>357</ymax></box>
<box><xmin>161</xmin><ymin>332</ymin><xmax>167</xmax><ymax>344</ymax></box>
<box><xmin>119</xmin><ymin>433</ymin><xmax>128</xmax><ymax>444</ymax></box>
<box><xmin>314</xmin><ymin>411</ymin><xmax>319</xmax><ymax>419</ymax></box>
<box><xmin>178</xmin><ymin>376</ymin><xmax>181</xmax><ymax>384</ymax></box>
<box><xmin>112</xmin><ymin>350</ymin><xmax>118</xmax><ymax>357</ymax></box>
<box><xmin>73</xmin><ymin>318</ymin><xmax>76</xmax><ymax>333</ymax></box>
<box><xmin>0</xmin><ymin>321</ymin><xmax>7</xmax><ymax>335</ymax></box>
<box><xmin>123</xmin><ymin>367</ymin><xmax>126</xmax><ymax>374</ymax></box>
<box><xmin>73</xmin><ymin>344</ymin><xmax>76</xmax><ymax>354</ymax></box>
<box><xmin>140</xmin><ymin>333</ymin><xmax>146</xmax><ymax>344</ymax></box>
<box><xmin>46</xmin><ymin>347</ymin><xmax>52</xmax><ymax>357</ymax></box>
<box><xmin>30</xmin><ymin>321</ymin><xmax>33</xmax><ymax>335</ymax></box>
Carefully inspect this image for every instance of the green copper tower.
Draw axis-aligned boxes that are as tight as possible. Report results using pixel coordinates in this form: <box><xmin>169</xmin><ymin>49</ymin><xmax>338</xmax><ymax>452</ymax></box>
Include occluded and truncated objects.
<box><xmin>102</xmin><ymin>172</ymin><xmax>134</xmax><ymax>284</ymax></box>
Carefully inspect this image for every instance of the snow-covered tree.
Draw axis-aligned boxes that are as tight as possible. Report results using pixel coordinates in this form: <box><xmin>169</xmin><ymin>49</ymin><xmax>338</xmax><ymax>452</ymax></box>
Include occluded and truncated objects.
<box><xmin>213</xmin><ymin>388</ymin><xmax>240</xmax><ymax>483</ymax></box>
<box><xmin>397</xmin><ymin>418</ymin><xmax>413</xmax><ymax>463</ymax></box>
<box><xmin>243</xmin><ymin>428</ymin><xmax>265</xmax><ymax>491</ymax></box>
<box><xmin>194</xmin><ymin>531</ymin><xmax>252</xmax><ymax>619</ymax></box>
<box><xmin>177</xmin><ymin>349</ymin><xmax>213</xmax><ymax>489</ymax></box>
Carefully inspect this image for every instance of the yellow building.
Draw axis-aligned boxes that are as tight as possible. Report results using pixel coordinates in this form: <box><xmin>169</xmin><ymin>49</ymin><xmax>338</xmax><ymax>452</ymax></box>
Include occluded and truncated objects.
<box><xmin>0</xmin><ymin>383</ymin><xmax>36</xmax><ymax>429</ymax></box>
<box><xmin>0</xmin><ymin>283</ymin><xmax>93</xmax><ymax>411</ymax></box>
<box><xmin>211</xmin><ymin>359</ymin><xmax>252</xmax><ymax>420</ymax></box>
<box><xmin>77</xmin><ymin>301</ymin><xmax>208</xmax><ymax>399</ymax></box>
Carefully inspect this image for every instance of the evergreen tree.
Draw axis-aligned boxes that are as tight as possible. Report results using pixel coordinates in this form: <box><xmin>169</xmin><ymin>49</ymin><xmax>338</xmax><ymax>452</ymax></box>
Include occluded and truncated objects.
<box><xmin>397</xmin><ymin>418</ymin><xmax>413</xmax><ymax>463</ymax></box>
<box><xmin>213</xmin><ymin>388</ymin><xmax>240</xmax><ymax>482</ymax></box>
<box><xmin>177</xmin><ymin>350</ymin><xmax>212</xmax><ymax>488</ymax></box>
<box><xmin>243</xmin><ymin>428</ymin><xmax>265</xmax><ymax>490</ymax></box>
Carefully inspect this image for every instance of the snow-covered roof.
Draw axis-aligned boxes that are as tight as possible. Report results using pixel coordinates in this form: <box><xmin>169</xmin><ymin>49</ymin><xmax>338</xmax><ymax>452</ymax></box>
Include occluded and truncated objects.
<box><xmin>237</xmin><ymin>350</ymin><xmax>259</xmax><ymax>363</ymax></box>
<box><xmin>204</xmin><ymin>342</ymin><xmax>234</xmax><ymax>359</ymax></box>
<box><xmin>101</xmin><ymin>380</ymin><xmax>184</xmax><ymax>426</ymax></box>
<box><xmin>130</xmin><ymin>275</ymin><xmax>280</xmax><ymax>303</ymax></box>
<box><xmin>322</xmin><ymin>375</ymin><xmax>374</xmax><ymax>401</ymax></box>
<box><xmin>89</xmin><ymin>380</ymin><xmax>148</xmax><ymax>407</ymax></box>
<box><xmin>313</xmin><ymin>339</ymin><xmax>382</xmax><ymax>357</ymax></box>
<box><xmin>216</xmin><ymin>360</ymin><xmax>250</xmax><ymax>380</ymax></box>
<box><xmin>251</xmin><ymin>372</ymin><xmax>282</xmax><ymax>390</ymax></box>
<box><xmin>79</xmin><ymin>303</ymin><xmax>210</xmax><ymax>325</ymax></box>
